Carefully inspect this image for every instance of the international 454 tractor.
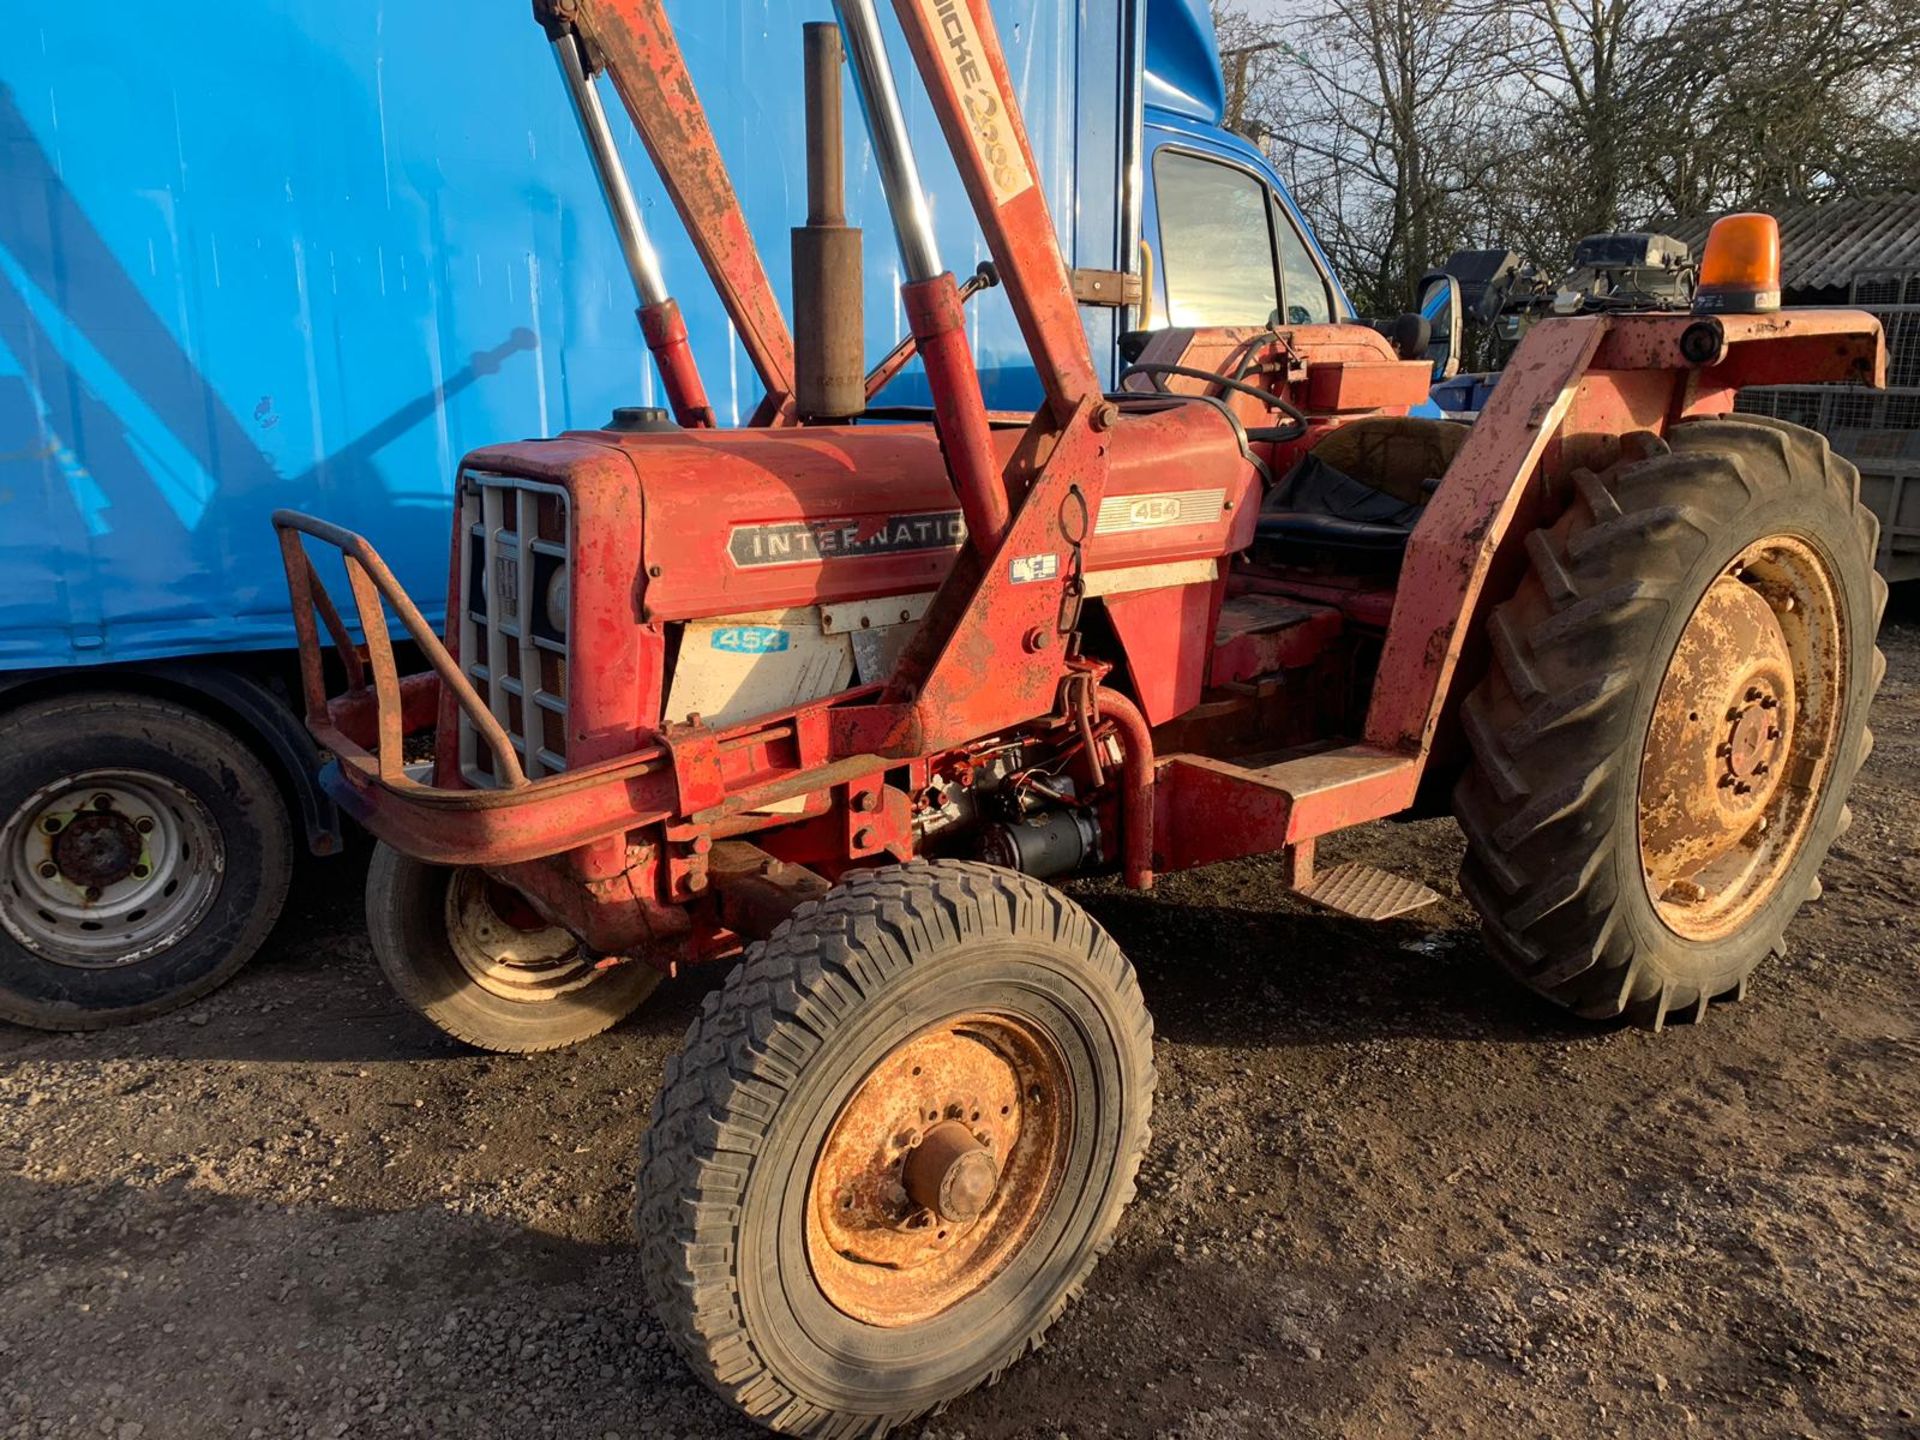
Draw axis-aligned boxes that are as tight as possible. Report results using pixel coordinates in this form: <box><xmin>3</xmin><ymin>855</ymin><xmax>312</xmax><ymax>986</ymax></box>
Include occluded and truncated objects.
<box><xmin>275</xmin><ymin>0</ymin><xmax>1886</xmax><ymax>1432</ymax></box>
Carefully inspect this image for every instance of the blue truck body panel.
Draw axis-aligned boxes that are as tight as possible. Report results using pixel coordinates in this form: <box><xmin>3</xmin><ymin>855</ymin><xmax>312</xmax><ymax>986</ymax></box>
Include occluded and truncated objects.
<box><xmin>0</xmin><ymin>0</ymin><xmax>1335</xmax><ymax>672</ymax></box>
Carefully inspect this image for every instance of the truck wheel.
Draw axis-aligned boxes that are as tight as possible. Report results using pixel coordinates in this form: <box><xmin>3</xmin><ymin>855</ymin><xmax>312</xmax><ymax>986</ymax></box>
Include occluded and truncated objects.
<box><xmin>364</xmin><ymin>843</ymin><xmax>661</xmax><ymax>1053</ymax></box>
<box><xmin>1455</xmin><ymin>417</ymin><xmax>1886</xmax><ymax>1027</ymax></box>
<box><xmin>636</xmin><ymin>861</ymin><xmax>1154</xmax><ymax>1436</ymax></box>
<box><xmin>0</xmin><ymin>692</ymin><xmax>292</xmax><ymax>1029</ymax></box>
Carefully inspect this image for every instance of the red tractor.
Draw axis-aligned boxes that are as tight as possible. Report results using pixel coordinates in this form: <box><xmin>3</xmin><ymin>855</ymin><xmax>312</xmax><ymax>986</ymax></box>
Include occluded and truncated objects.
<box><xmin>276</xmin><ymin>0</ymin><xmax>1886</xmax><ymax>1432</ymax></box>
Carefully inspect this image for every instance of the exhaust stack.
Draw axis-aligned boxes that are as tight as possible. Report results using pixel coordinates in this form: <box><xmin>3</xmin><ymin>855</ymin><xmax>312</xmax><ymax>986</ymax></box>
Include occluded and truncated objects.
<box><xmin>792</xmin><ymin>24</ymin><xmax>866</xmax><ymax>422</ymax></box>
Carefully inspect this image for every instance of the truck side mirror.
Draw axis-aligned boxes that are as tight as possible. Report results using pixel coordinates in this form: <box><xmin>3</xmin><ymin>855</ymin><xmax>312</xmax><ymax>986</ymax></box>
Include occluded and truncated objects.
<box><xmin>1417</xmin><ymin>272</ymin><xmax>1463</xmax><ymax>381</ymax></box>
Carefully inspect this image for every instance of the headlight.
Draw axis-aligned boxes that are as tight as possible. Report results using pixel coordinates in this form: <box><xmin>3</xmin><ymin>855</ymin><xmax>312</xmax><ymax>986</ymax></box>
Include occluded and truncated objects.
<box><xmin>545</xmin><ymin>563</ymin><xmax>568</xmax><ymax>640</ymax></box>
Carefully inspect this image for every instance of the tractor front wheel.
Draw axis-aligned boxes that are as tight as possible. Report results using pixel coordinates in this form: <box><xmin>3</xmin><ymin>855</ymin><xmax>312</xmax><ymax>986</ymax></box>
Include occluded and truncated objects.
<box><xmin>364</xmin><ymin>844</ymin><xmax>661</xmax><ymax>1052</ymax></box>
<box><xmin>1455</xmin><ymin>416</ymin><xmax>1886</xmax><ymax>1027</ymax></box>
<box><xmin>635</xmin><ymin>861</ymin><xmax>1154</xmax><ymax>1436</ymax></box>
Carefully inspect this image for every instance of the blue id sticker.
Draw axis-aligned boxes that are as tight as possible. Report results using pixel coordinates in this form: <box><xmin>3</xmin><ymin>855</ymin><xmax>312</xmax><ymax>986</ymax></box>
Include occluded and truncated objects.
<box><xmin>711</xmin><ymin>626</ymin><xmax>792</xmax><ymax>655</ymax></box>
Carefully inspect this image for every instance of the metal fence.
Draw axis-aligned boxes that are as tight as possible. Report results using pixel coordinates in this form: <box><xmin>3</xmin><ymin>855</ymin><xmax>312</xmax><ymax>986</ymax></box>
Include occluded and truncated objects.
<box><xmin>1736</xmin><ymin>297</ymin><xmax>1920</xmax><ymax>582</ymax></box>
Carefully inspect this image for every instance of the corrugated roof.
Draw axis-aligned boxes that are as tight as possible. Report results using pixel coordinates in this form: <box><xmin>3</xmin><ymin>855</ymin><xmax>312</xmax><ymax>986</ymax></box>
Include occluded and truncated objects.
<box><xmin>1666</xmin><ymin>192</ymin><xmax>1920</xmax><ymax>293</ymax></box>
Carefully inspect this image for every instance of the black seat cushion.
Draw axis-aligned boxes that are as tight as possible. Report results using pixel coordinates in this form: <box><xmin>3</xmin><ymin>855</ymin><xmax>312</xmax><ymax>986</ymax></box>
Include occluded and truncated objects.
<box><xmin>1254</xmin><ymin>511</ymin><xmax>1416</xmax><ymax>550</ymax></box>
<box><xmin>1256</xmin><ymin>452</ymin><xmax>1421</xmax><ymax>559</ymax></box>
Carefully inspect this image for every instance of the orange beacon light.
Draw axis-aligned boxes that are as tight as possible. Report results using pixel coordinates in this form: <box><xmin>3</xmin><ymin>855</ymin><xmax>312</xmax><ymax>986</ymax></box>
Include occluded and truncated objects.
<box><xmin>1693</xmin><ymin>213</ymin><xmax>1783</xmax><ymax>315</ymax></box>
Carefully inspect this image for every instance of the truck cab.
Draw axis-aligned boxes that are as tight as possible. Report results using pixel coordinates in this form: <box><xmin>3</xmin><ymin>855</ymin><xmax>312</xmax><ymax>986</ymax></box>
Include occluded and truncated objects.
<box><xmin>1137</xmin><ymin>0</ymin><xmax>1351</xmax><ymax>333</ymax></box>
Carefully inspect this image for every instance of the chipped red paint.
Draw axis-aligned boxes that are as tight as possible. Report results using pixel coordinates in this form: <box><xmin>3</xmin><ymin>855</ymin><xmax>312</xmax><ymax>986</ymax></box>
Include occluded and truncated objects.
<box><xmin>272</xmin><ymin>0</ymin><xmax>1889</xmax><ymax>977</ymax></box>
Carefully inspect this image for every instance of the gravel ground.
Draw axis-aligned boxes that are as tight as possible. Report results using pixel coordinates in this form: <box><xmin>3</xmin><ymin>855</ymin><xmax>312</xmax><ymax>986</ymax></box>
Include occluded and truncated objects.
<box><xmin>3</xmin><ymin>604</ymin><xmax>1918</xmax><ymax>1440</ymax></box>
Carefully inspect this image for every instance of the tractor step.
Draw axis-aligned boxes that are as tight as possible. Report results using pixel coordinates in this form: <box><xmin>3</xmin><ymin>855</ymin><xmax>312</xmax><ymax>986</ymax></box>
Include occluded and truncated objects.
<box><xmin>1296</xmin><ymin>862</ymin><xmax>1440</xmax><ymax>921</ymax></box>
<box><xmin>1154</xmin><ymin>743</ymin><xmax>1422</xmax><ymax>874</ymax></box>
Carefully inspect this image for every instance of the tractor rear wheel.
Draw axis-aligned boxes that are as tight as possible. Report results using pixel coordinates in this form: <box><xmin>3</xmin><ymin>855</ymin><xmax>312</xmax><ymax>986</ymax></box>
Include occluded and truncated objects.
<box><xmin>1455</xmin><ymin>416</ymin><xmax>1886</xmax><ymax>1027</ymax></box>
<box><xmin>636</xmin><ymin>861</ymin><xmax>1154</xmax><ymax>1436</ymax></box>
<box><xmin>364</xmin><ymin>844</ymin><xmax>661</xmax><ymax>1052</ymax></box>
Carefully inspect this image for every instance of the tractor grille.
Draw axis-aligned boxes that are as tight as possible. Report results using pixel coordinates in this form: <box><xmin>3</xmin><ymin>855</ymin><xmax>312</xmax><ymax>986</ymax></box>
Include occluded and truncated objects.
<box><xmin>457</xmin><ymin>472</ymin><xmax>571</xmax><ymax>785</ymax></box>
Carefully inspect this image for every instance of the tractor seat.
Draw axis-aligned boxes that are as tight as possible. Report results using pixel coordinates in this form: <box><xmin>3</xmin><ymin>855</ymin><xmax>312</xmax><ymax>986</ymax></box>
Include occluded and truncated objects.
<box><xmin>1254</xmin><ymin>510</ymin><xmax>1416</xmax><ymax>552</ymax></box>
<box><xmin>1254</xmin><ymin>416</ymin><xmax>1468</xmax><ymax>566</ymax></box>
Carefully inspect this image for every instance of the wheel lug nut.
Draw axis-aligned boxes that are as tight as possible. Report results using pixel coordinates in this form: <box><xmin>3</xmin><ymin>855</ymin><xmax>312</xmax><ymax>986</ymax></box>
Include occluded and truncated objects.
<box><xmin>1746</xmin><ymin>687</ymin><xmax>1763</xmax><ymax>702</ymax></box>
<box><xmin>1759</xmin><ymin>695</ymin><xmax>1777</xmax><ymax>710</ymax></box>
<box><xmin>135</xmin><ymin>817</ymin><xmax>155</xmax><ymax>834</ymax></box>
<box><xmin>84</xmin><ymin>886</ymin><xmax>102</xmax><ymax>901</ymax></box>
<box><xmin>132</xmin><ymin>864</ymin><xmax>150</xmax><ymax>878</ymax></box>
<box><xmin>41</xmin><ymin>817</ymin><xmax>62</xmax><ymax>834</ymax></box>
<box><xmin>37</xmin><ymin>862</ymin><xmax>57</xmax><ymax>880</ymax></box>
<box><xmin>91</xmin><ymin>793</ymin><xmax>113</xmax><ymax>810</ymax></box>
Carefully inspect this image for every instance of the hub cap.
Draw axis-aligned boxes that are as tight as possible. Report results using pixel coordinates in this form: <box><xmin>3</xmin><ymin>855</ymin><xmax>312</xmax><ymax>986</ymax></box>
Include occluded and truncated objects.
<box><xmin>443</xmin><ymin>868</ymin><xmax>600</xmax><ymax>1001</ymax></box>
<box><xmin>0</xmin><ymin>770</ymin><xmax>223</xmax><ymax>967</ymax></box>
<box><xmin>806</xmin><ymin>1012</ymin><xmax>1070</xmax><ymax>1328</ymax></box>
<box><xmin>1638</xmin><ymin>536</ymin><xmax>1845</xmax><ymax>941</ymax></box>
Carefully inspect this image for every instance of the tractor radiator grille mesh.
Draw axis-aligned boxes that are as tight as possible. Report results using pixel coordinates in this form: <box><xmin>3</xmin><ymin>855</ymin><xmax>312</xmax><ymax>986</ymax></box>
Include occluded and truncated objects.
<box><xmin>456</xmin><ymin>472</ymin><xmax>571</xmax><ymax>786</ymax></box>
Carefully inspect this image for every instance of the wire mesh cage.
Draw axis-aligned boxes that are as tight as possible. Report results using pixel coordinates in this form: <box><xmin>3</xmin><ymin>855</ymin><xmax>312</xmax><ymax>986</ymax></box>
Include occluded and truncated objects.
<box><xmin>1736</xmin><ymin>296</ymin><xmax>1920</xmax><ymax>581</ymax></box>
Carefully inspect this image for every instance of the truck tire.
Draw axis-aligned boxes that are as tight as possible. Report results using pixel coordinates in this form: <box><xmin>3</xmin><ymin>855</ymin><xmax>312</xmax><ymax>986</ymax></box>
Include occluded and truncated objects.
<box><xmin>364</xmin><ymin>843</ymin><xmax>662</xmax><ymax>1053</ymax></box>
<box><xmin>636</xmin><ymin>861</ymin><xmax>1155</xmax><ymax>1436</ymax></box>
<box><xmin>1455</xmin><ymin>417</ymin><xmax>1886</xmax><ymax>1027</ymax></box>
<box><xmin>0</xmin><ymin>692</ymin><xmax>293</xmax><ymax>1029</ymax></box>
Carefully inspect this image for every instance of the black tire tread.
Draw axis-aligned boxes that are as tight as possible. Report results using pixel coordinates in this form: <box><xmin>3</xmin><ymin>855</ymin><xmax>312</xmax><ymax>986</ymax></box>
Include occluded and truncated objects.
<box><xmin>635</xmin><ymin>860</ymin><xmax>1155</xmax><ymax>1438</ymax></box>
<box><xmin>0</xmin><ymin>691</ymin><xmax>292</xmax><ymax>1029</ymax></box>
<box><xmin>364</xmin><ymin>844</ymin><xmax>660</xmax><ymax>1053</ymax></box>
<box><xmin>1453</xmin><ymin>417</ymin><xmax>1884</xmax><ymax>1028</ymax></box>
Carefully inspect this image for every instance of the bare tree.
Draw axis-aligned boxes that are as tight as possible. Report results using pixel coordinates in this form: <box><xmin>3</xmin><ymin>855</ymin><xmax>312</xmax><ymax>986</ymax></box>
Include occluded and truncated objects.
<box><xmin>1215</xmin><ymin>0</ymin><xmax>1523</xmax><ymax>312</ymax></box>
<box><xmin>1212</xmin><ymin>0</ymin><xmax>1920</xmax><ymax>309</ymax></box>
<box><xmin>1633</xmin><ymin>0</ymin><xmax>1920</xmax><ymax>218</ymax></box>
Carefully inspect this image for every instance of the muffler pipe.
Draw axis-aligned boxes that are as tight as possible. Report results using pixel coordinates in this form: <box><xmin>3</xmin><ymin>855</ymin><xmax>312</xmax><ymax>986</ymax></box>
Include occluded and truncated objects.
<box><xmin>792</xmin><ymin>23</ymin><xmax>866</xmax><ymax>421</ymax></box>
<box><xmin>832</xmin><ymin>0</ymin><xmax>1010</xmax><ymax>553</ymax></box>
<box><xmin>551</xmin><ymin>30</ymin><xmax>715</xmax><ymax>428</ymax></box>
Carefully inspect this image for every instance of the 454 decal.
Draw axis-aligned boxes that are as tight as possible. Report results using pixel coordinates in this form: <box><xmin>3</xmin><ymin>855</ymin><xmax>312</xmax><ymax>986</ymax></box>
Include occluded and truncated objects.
<box><xmin>710</xmin><ymin>626</ymin><xmax>791</xmax><ymax>655</ymax></box>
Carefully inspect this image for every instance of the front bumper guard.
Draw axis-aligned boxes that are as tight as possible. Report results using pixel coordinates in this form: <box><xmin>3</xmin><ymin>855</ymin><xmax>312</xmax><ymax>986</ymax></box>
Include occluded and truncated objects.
<box><xmin>272</xmin><ymin>511</ymin><xmax>676</xmax><ymax>866</ymax></box>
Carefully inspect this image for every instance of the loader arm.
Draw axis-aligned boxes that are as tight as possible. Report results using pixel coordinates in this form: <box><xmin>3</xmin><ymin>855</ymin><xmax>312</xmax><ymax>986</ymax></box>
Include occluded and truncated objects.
<box><xmin>549</xmin><ymin>0</ymin><xmax>802</xmax><ymax>425</ymax></box>
<box><xmin>888</xmin><ymin>0</ymin><xmax>1102</xmax><ymax>425</ymax></box>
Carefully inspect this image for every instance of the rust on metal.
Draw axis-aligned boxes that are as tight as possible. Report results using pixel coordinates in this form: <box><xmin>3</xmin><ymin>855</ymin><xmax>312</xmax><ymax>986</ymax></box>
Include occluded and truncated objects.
<box><xmin>903</xmin><ymin>1120</ymin><xmax>1000</xmax><ymax>1222</ymax></box>
<box><xmin>1593</xmin><ymin>308</ymin><xmax>1887</xmax><ymax>390</ymax></box>
<box><xmin>274</xmin><ymin>510</ymin><xmax>528</xmax><ymax>787</ymax></box>
<box><xmin>792</xmin><ymin>21</ymin><xmax>866</xmax><ymax>421</ymax></box>
<box><xmin>1067</xmin><ymin>268</ymin><xmax>1143</xmax><ymax>308</ymax></box>
<box><xmin>444</xmin><ymin>867</ymin><xmax>601</xmax><ymax>1002</ymax></box>
<box><xmin>1365</xmin><ymin>316</ymin><xmax>1609</xmax><ymax>757</ymax></box>
<box><xmin>1638</xmin><ymin>535</ymin><xmax>1843</xmax><ymax>941</ymax></box>
<box><xmin>50</xmin><ymin>811</ymin><xmax>143</xmax><ymax>890</ymax></box>
<box><xmin>806</xmin><ymin>1011</ymin><xmax>1069</xmax><ymax>1327</ymax></box>
<box><xmin>1096</xmin><ymin>687</ymin><xmax>1156</xmax><ymax>888</ymax></box>
<box><xmin>706</xmin><ymin>841</ymin><xmax>832</xmax><ymax>940</ymax></box>
<box><xmin>903</xmin><ymin>272</ymin><xmax>1011</xmax><ymax>553</ymax></box>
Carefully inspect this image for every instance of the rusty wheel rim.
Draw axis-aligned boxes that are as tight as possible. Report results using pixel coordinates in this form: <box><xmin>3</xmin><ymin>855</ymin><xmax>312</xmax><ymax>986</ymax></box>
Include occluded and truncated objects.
<box><xmin>443</xmin><ymin>868</ymin><xmax>600</xmax><ymax>1002</ymax></box>
<box><xmin>806</xmin><ymin>1012</ymin><xmax>1071</xmax><ymax>1328</ymax></box>
<box><xmin>1637</xmin><ymin>535</ymin><xmax>1846</xmax><ymax>942</ymax></box>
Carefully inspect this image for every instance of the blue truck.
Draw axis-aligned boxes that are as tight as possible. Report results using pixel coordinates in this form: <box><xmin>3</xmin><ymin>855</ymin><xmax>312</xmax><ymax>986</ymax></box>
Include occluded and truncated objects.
<box><xmin>0</xmin><ymin>0</ymin><xmax>1355</xmax><ymax>1027</ymax></box>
